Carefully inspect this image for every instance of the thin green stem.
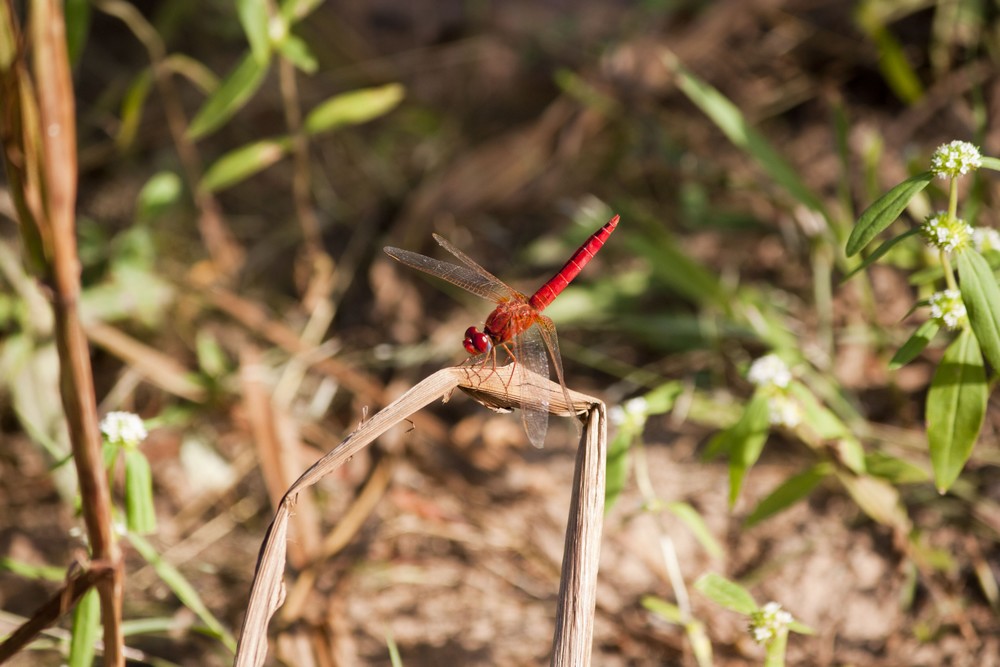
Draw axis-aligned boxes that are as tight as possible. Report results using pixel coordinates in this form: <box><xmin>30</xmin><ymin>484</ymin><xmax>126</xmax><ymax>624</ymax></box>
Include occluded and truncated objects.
<box><xmin>941</xmin><ymin>251</ymin><xmax>958</xmax><ymax>291</ymax></box>
<box><xmin>948</xmin><ymin>177</ymin><xmax>959</xmax><ymax>220</ymax></box>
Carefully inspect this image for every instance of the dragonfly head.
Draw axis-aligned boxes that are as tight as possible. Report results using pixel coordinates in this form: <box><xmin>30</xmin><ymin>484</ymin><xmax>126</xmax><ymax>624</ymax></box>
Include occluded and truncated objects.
<box><xmin>463</xmin><ymin>327</ymin><xmax>492</xmax><ymax>355</ymax></box>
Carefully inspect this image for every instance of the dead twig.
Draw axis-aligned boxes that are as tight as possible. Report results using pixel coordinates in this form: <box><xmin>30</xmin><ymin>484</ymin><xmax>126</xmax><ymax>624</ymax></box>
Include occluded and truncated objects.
<box><xmin>234</xmin><ymin>364</ymin><xmax>607</xmax><ymax>667</ymax></box>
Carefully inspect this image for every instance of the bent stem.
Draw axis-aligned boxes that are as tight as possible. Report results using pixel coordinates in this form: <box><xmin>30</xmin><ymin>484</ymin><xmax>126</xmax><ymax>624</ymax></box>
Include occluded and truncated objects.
<box><xmin>235</xmin><ymin>364</ymin><xmax>607</xmax><ymax>667</ymax></box>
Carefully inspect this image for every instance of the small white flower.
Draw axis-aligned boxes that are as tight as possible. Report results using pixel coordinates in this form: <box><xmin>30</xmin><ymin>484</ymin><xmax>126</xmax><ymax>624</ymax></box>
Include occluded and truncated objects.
<box><xmin>973</xmin><ymin>227</ymin><xmax>1000</xmax><ymax>252</ymax></box>
<box><xmin>747</xmin><ymin>354</ymin><xmax>792</xmax><ymax>389</ymax></box>
<box><xmin>767</xmin><ymin>395</ymin><xmax>801</xmax><ymax>428</ymax></box>
<box><xmin>921</xmin><ymin>211</ymin><xmax>972</xmax><ymax>252</ymax></box>
<box><xmin>608</xmin><ymin>406</ymin><xmax>627</xmax><ymax>427</ymax></box>
<box><xmin>623</xmin><ymin>396</ymin><xmax>648</xmax><ymax>417</ymax></box>
<box><xmin>929</xmin><ymin>290</ymin><xmax>968</xmax><ymax>330</ymax></box>
<box><xmin>930</xmin><ymin>140</ymin><xmax>982</xmax><ymax>179</ymax></box>
<box><xmin>749</xmin><ymin>601</ymin><xmax>793</xmax><ymax>645</ymax></box>
<box><xmin>100</xmin><ymin>411</ymin><xmax>148</xmax><ymax>448</ymax></box>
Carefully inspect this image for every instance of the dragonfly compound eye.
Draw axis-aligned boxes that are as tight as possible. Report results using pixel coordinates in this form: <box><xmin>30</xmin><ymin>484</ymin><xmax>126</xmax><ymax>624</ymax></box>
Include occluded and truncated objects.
<box><xmin>463</xmin><ymin>327</ymin><xmax>492</xmax><ymax>355</ymax></box>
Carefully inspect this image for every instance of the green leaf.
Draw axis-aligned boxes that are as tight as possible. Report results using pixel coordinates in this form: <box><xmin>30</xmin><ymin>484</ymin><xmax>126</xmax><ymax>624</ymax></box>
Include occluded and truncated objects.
<box><xmin>125</xmin><ymin>532</ymin><xmax>237</xmax><ymax>652</ymax></box>
<box><xmin>727</xmin><ymin>392</ymin><xmax>771</xmax><ymax>506</ymax></box>
<box><xmin>745</xmin><ymin>463</ymin><xmax>832</xmax><ymax>527</ymax></box>
<box><xmin>200</xmin><ymin>137</ymin><xmax>292</xmax><ymax>193</ymax></box>
<box><xmin>846</xmin><ymin>172</ymin><xmax>933</xmax><ymax>256</ymax></box>
<box><xmin>137</xmin><ymin>171</ymin><xmax>183</xmax><ymax>221</ymax></box>
<box><xmin>125</xmin><ymin>448</ymin><xmax>157</xmax><ymax>534</ymax></box>
<box><xmin>927</xmin><ymin>328</ymin><xmax>986</xmax><ymax>492</ymax></box>
<box><xmin>981</xmin><ymin>156</ymin><xmax>1000</xmax><ymax>172</ymax></box>
<box><xmin>662</xmin><ymin>51</ymin><xmax>826</xmax><ymax>218</ymax></box>
<box><xmin>237</xmin><ymin>0</ymin><xmax>271</xmax><ymax>64</ymax></box>
<box><xmin>276</xmin><ymin>33</ymin><xmax>317</xmax><ymax>73</ymax></box>
<box><xmin>68</xmin><ymin>589</ymin><xmax>100</xmax><ymax>667</ymax></box>
<box><xmin>844</xmin><ymin>227</ymin><xmax>920</xmax><ymax>280</ymax></box>
<box><xmin>604</xmin><ymin>426</ymin><xmax>633</xmax><ymax>511</ymax></box>
<box><xmin>666</xmin><ymin>501</ymin><xmax>723</xmax><ymax>558</ymax></box>
<box><xmin>304</xmin><ymin>83</ymin><xmax>405</xmax><ymax>135</ymax></box>
<box><xmin>641</xmin><ymin>595</ymin><xmax>685</xmax><ymax>624</ymax></box>
<box><xmin>188</xmin><ymin>53</ymin><xmax>269</xmax><ymax>141</ymax></box>
<box><xmin>117</xmin><ymin>69</ymin><xmax>153</xmax><ymax>150</ymax></box>
<box><xmin>694</xmin><ymin>573</ymin><xmax>758</xmax><ymax>615</ymax></box>
<box><xmin>957</xmin><ymin>248</ymin><xmax>1000</xmax><ymax>372</ymax></box>
<box><xmin>890</xmin><ymin>319</ymin><xmax>940</xmax><ymax>369</ymax></box>
<box><xmin>864</xmin><ymin>451</ymin><xmax>929</xmax><ymax>484</ymax></box>
<box><xmin>65</xmin><ymin>0</ymin><xmax>91</xmax><ymax>67</ymax></box>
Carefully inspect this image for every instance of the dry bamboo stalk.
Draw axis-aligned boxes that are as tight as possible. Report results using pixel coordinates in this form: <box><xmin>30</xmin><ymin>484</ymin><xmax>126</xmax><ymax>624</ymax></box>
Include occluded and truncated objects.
<box><xmin>234</xmin><ymin>364</ymin><xmax>607</xmax><ymax>667</ymax></box>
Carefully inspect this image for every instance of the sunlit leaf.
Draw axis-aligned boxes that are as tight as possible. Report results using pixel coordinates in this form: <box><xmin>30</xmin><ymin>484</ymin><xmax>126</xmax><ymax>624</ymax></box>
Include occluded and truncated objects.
<box><xmin>117</xmin><ymin>69</ymin><xmax>152</xmax><ymax>150</ymax></box>
<box><xmin>982</xmin><ymin>157</ymin><xmax>1000</xmax><ymax>172</ymax></box>
<box><xmin>188</xmin><ymin>53</ymin><xmax>268</xmax><ymax>141</ymax></box>
<box><xmin>957</xmin><ymin>248</ymin><xmax>1000</xmax><ymax>372</ymax></box>
<box><xmin>695</xmin><ymin>573</ymin><xmax>758</xmax><ymax>615</ymax></box>
<box><xmin>846</xmin><ymin>172</ymin><xmax>933</xmax><ymax>256</ymax></box>
<box><xmin>125</xmin><ymin>448</ymin><xmax>157</xmax><ymax>534</ymax></box>
<box><xmin>890</xmin><ymin>319</ymin><xmax>940</xmax><ymax>369</ymax></box>
<box><xmin>745</xmin><ymin>463</ymin><xmax>832</xmax><ymax>527</ymax></box>
<box><xmin>276</xmin><ymin>33</ymin><xmax>317</xmax><ymax>73</ymax></box>
<box><xmin>200</xmin><ymin>137</ymin><xmax>291</xmax><ymax>193</ymax></box>
<box><xmin>927</xmin><ymin>328</ymin><xmax>986</xmax><ymax>492</ymax></box>
<box><xmin>304</xmin><ymin>83</ymin><xmax>405</xmax><ymax>135</ymax></box>
<box><xmin>237</xmin><ymin>0</ymin><xmax>270</xmax><ymax>64</ymax></box>
<box><xmin>667</xmin><ymin>501</ymin><xmax>723</xmax><ymax>558</ymax></box>
<box><xmin>137</xmin><ymin>171</ymin><xmax>183</xmax><ymax>221</ymax></box>
<box><xmin>844</xmin><ymin>227</ymin><xmax>920</xmax><ymax>280</ymax></box>
<box><xmin>68</xmin><ymin>589</ymin><xmax>100</xmax><ymax>667</ymax></box>
<box><xmin>727</xmin><ymin>392</ymin><xmax>771</xmax><ymax>506</ymax></box>
<box><xmin>663</xmin><ymin>51</ymin><xmax>827</xmax><ymax>219</ymax></box>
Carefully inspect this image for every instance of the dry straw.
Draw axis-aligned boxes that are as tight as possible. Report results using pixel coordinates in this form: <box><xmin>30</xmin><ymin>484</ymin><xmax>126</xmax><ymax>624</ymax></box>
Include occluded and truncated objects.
<box><xmin>235</xmin><ymin>364</ymin><xmax>608</xmax><ymax>667</ymax></box>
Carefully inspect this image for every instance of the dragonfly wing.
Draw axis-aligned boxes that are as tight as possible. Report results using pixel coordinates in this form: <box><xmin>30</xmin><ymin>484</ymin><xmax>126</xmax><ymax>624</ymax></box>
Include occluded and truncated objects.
<box><xmin>432</xmin><ymin>234</ymin><xmax>525</xmax><ymax>301</ymax></box>
<box><xmin>384</xmin><ymin>246</ymin><xmax>515</xmax><ymax>304</ymax></box>
<box><xmin>514</xmin><ymin>324</ymin><xmax>550</xmax><ymax>448</ymax></box>
<box><xmin>535</xmin><ymin>315</ymin><xmax>580</xmax><ymax>431</ymax></box>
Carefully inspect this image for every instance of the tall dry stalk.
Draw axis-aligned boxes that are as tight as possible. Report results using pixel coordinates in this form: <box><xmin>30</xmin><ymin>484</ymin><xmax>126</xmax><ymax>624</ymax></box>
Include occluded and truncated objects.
<box><xmin>0</xmin><ymin>0</ymin><xmax>123</xmax><ymax>663</ymax></box>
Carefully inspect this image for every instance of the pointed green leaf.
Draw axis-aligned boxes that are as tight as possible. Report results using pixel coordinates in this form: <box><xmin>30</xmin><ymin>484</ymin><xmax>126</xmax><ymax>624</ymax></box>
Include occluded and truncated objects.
<box><xmin>728</xmin><ymin>392</ymin><xmax>771</xmax><ymax>506</ymax></box>
<box><xmin>745</xmin><ymin>463</ymin><xmax>832</xmax><ymax>527</ymax></box>
<box><xmin>666</xmin><ymin>501</ymin><xmax>723</xmax><ymax>558</ymax></box>
<box><xmin>844</xmin><ymin>227</ymin><xmax>920</xmax><ymax>280</ymax></box>
<box><xmin>65</xmin><ymin>0</ymin><xmax>91</xmax><ymax>67</ymax></box>
<box><xmin>846</xmin><ymin>172</ymin><xmax>933</xmax><ymax>256</ymax></box>
<box><xmin>927</xmin><ymin>328</ymin><xmax>986</xmax><ymax>492</ymax></box>
<box><xmin>188</xmin><ymin>53</ymin><xmax>268</xmax><ymax>141</ymax></box>
<box><xmin>663</xmin><ymin>52</ymin><xmax>826</xmax><ymax>218</ymax></box>
<box><xmin>890</xmin><ymin>319</ymin><xmax>940</xmax><ymax>369</ymax></box>
<box><xmin>126</xmin><ymin>533</ymin><xmax>237</xmax><ymax>651</ymax></box>
<box><xmin>200</xmin><ymin>137</ymin><xmax>292</xmax><ymax>193</ymax></box>
<box><xmin>837</xmin><ymin>471</ymin><xmax>911</xmax><ymax>529</ymax></box>
<box><xmin>864</xmin><ymin>451</ymin><xmax>929</xmax><ymax>484</ymax></box>
<box><xmin>641</xmin><ymin>596</ymin><xmax>685</xmax><ymax>624</ymax></box>
<box><xmin>694</xmin><ymin>573</ymin><xmax>758</xmax><ymax>615</ymax></box>
<box><xmin>957</xmin><ymin>248</ymin><xmax>1000</xmax><ymax>372</ymax></box>
<box><xmin>982</xmin><ymin>156</ymin><xmax>1000</xmax><ymax>172</ymax></box>
<box><xmin>237</xmin><ymin>0</ymin><xmax>271</xmax><ymax>64</ymax></box>
<box><xmin>68</xmin><ymin>588</ymin><xmax>100</xmax><ymax>667</ymax></box>
<box><xmin>276</xmin><ymin>33</ymin><xmax>317</xmax><ymax>73</ymax></box>
<box><xmin>124</xmin><ymin>448</ymin><xmax>157</xmax><ymax>534</ymax></box>
<box><xmin>117</xmin><ymin>69</ymin><xmax>153</xmax><ymax>150</ymax></box>
<box><xmin>304</xmin><ymin>83</ymin><xmax>404</xmax><ymax>135</ymax></box>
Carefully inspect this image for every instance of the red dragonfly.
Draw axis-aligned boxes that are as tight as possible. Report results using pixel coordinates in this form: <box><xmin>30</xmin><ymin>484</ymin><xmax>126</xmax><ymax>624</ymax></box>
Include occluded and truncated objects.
<box><xmin>384</xmin><ymin>214</ymin><xmax>619</xmax><ymax>448</ymax></box>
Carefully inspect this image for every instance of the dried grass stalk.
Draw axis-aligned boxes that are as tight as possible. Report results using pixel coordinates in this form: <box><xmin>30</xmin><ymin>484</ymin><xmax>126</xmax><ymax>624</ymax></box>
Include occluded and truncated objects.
<box><xmin>235</xmin><ymin>364</ymin><xmax>607</xmax><ymax>667</ymax></box>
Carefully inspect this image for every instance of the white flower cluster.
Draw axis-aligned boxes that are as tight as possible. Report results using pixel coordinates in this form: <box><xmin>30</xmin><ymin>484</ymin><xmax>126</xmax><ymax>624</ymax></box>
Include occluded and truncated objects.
<box><xmin>749</xmin><ymin>601</ymin><xmax>793</xmax><ymax>645</ymax></box>
<box><xmin>928</xmin><ymin>290</ymin><xmax>968</xmax><ymax>331</ymax></box>
<box><xmin>921</xmin><ymin>211</ymin><xmax>972</xmax><ymax>252</ymax></box>
<box><xmin>930</xmin><ymin>140</ymin><xmax>982</xmax><ymax>179</ymax></box>
<box><xmin>973</xmin><ymin>227</ymin><xmax>1000</xmax><ymax>252</ymax></box>
<box><xmin>747</xmin><ymin>354</ymin><xmax>792</xmax><ymax>389</ymax></box>
<box><xmin>99</xmin><ymin>411</ymin><xmax>148</xmax><ymax>448</ymax></box>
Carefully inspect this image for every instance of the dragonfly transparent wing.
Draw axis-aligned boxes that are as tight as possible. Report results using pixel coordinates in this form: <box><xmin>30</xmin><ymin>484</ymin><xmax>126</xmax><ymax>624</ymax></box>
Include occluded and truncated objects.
<box><xmin>513</xmin><ymin>323</ymin><xmax>550</xmax><ymax>448</ymax></box>
<box><xmin>535</xmin><ymin>315</ymin><xmax>580</xmax><ymax>438</ymax></box>
<box><xmin>384</xmin><ymin>245</ymin><xmax>517</xmax><ymax>304</ymax></box>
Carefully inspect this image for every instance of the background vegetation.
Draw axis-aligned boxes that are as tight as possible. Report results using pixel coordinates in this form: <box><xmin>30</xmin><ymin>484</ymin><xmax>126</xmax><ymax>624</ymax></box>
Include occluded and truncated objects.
<box><xmin>2</xmin><ymin>0</ymin><xmax>1000</xmax><ymax>664</ymax></box>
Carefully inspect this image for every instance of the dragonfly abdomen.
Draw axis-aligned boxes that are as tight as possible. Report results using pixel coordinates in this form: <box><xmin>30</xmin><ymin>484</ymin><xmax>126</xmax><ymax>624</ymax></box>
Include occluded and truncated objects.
<box><xmin>528</xmin><ymin>214</ymin><xmax>619</xmax><ymax>311</ymax></box>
